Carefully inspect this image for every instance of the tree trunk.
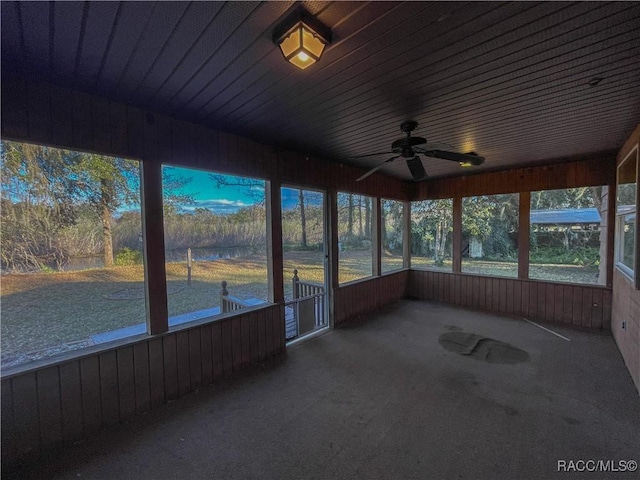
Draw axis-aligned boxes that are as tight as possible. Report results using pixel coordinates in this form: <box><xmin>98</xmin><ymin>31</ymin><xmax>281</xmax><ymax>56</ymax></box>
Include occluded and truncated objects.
<box><xmin>348</xmin><ymin>194</ymin><xmax>354</xmax><ymax>236</ymax></box>
<box><xmin>381</xmin><ymin>207</ymin><xmax>387</xmax><ymax>253</ymax></box>
<box><xmin>365</xmin><ymin>198</ymin><xmax>371</xmax><ymax>237</ymax></box>
<box><xmin>298</xmin><ymin>189</ymin><xmax>307</xmax><ymax>248</ymax></box>
<box><xmin>101</xmin><ymin>179</ymin><xmax>114</xmax><ymax>267</ymax></box>
<box><xmin>358</xmin><ymin>196</ymin><xmax>363</xmax><ymax>236</ymax></box>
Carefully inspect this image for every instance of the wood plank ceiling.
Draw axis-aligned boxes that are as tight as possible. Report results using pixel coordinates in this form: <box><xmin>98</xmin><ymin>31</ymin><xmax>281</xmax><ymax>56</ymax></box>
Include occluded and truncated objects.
<box><xmin>2</xmin><ymin>1</ymin><xmax>639</xmax><ymax>181</ymax></box>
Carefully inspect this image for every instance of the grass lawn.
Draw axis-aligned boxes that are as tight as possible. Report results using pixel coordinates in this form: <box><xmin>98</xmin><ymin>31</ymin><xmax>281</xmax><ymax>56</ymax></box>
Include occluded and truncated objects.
<box><xmin>1</xmin><ymin>250</ymin><xmax>601</xmax><ymax>366</ymax></box>
<box><xmin>1</xmin><ymin>250</ymin><xmax>374</xmax><ymax>364</ymax></box>
<box><xmin>462</xmin><ymin>259</ymin><xmax>518</xmax><ymax>278</ymax></box>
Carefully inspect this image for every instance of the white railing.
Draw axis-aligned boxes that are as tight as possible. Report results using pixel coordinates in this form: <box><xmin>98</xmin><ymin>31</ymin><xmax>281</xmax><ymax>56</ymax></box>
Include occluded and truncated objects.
<box><xmin>220</xmin><ymin>280</ymin><xmax>251</xmax><ymax>313</ymax></box>
<box><xmin>286</xmin><ymin>269</ymin><xmax>326</xmax><ymax>340</ymax></box>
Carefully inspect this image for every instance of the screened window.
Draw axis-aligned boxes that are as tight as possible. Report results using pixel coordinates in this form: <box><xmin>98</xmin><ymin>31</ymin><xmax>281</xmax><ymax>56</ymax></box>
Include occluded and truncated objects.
<box><xmin>381</xmin><ymin>199</ymin><xmax>404</xmax><ymax>273</ymax></box>
<box><xmin>530</xmin><ymin>187</ymin><xmax>605</xmax><ymax>285</ymax></box>
<box><xmin>411</xmin><ymin>199</ymin><xmax>453</xmax><ymax>272</ymax></box>
<box><xmin>616</xmin><ymin>147</ymin><xmax>638</xmax><ymax>278</ymax></box>
<box><xmin>337</xmin><ymin>192</ymin><xmax>373</xmax><ymax>283</ymax></box>
<box><xmin>1</xmin><ymin>141</ymin><xmax>147</xmax><ymax>368</ymax></box>
<box><xmin>162</xmin><ymin>167</ymin><xmax>268</xmax><ymax>324</ymax></box>
<box><xmin>462</xmin><ymin>194</ymin><xmax>519</xmax><ymax>278</ymax></box>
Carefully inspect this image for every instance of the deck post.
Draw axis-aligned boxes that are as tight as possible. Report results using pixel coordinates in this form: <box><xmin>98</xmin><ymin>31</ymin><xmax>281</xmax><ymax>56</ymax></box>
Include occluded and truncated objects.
<box><xmin>292</xmin><ymin>269</ymin><xmax>300</xmax><ymax>300</ymax></box>
<box><xmin>187</xmin><ymin>247</ymin><xmax>192</xmax><ymax>286</ymax></box>
<box><xmin>221</xmin><ymin>281</ymin><xmax>229</xmax><ymax>313</ymax></box>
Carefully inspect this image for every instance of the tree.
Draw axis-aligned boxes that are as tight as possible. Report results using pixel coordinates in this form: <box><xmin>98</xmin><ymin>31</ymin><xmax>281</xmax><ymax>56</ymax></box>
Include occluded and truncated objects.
<box><xmin>210</xmin><ymin>174</ymin><xmax>309</xmax><ymax>248</ymax></box>
<box><xmin>358</xmin><ymin>195</ymin><xmax>363</xmax><ymax>236</ymax></box>
<box><xmin>381</xmin><ymin>199</ymin><xmax>403</xmax><ymax>255</ymax></box>
<box><xmin>299</xmin><ymin>189</ymin><xmax>307</xmax><ymax>248</ymax></box>
<box><xmin>69</xmin><ymin>153</ymin><xmax>139</xmax><ymax>266</ymax></box>
<box><xmin>348</xmin><ymin>194</ymin><xmax>354</xmax><ymax>236</ymax></box>
<box><xmin>1</xmin><ymin>141</ymin><xmax>192</xmax><ymax>270</ymax></box>
<box><xmin>1</xmin><ymin>142</ymin><xmax>79</xmax><ymax>270</ymax></box>
<box><xmin>412</xmin><ymin>199</ymin><xmax>454</xmax><ymax>262</ymax></box>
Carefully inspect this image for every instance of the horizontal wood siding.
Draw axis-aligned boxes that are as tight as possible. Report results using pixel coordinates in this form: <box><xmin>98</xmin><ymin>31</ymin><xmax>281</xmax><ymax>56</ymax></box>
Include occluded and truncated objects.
<box><xmin>408</xmin><ymin>270</ymin><xmax>611</xmax><ymax>330</ymax></box>
<box><xmin>334</xmin><ymin>271</ymin><xmax>409</xmax><ymax>327</ymax></box>
<box><xmin>1</xmin><ymin>305</ymin><xmax>283</xmax><ymax>469</ymax></box>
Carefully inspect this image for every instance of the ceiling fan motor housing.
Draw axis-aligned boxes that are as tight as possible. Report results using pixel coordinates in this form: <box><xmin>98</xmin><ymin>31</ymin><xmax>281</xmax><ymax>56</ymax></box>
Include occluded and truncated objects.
<box><xmin>392</xmin><ymin>136</ymin><xmax>427</xmax><ymax>157</ymax></box>
<box><xmin>400</xmin><ymin>120</ymin><xmax>418</xmax><ymax>133</ymax></box>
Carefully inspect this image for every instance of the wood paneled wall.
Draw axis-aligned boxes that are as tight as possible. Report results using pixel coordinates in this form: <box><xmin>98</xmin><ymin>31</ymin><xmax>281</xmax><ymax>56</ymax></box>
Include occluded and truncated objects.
<box><xmin>408</xmin><ymin>270</ymin><xmax>611</xmax><ymax>330</ymax></box>
<box><xmin>0</xmin><ymin>76</ymin><xmax>413</xmax><ymax>468</ymax></box>
<box><xmin>417</xmin><ymin>155</ymin><xmax>616</xmax><ymax>199</ymax></box>
<box><xmin>334</xmin><ymin>271</ymin><xmax>409</xmax><ymax>327</ymax></box>
<box><xmin>410</xmin><ymin>152</ymin><xmax>618</xmax><ymax>327</ymax></box>
<box><xmin>1</xmin><ymin>305</ymin><xmax>284</xmax><ymax>468</ymax></box>
<box><xmin>0</xmin><ymin>76</ymin><xmax>411</xmax><ymax>200</ymax></box>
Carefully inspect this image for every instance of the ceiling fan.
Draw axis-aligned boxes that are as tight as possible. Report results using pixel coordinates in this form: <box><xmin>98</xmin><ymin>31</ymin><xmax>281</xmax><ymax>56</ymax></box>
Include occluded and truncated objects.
<box><xmin>354</xmin><ymin>121</ymin><xmax>485</xmax><ymax>181</ymax></box>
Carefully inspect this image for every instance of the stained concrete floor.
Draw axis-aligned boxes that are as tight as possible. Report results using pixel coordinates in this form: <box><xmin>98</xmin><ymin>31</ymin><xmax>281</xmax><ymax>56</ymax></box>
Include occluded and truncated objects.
<box><xmin>7</xmin><ymin>299</ymin><xmax>640</xmax><ymax>479</ymax></box>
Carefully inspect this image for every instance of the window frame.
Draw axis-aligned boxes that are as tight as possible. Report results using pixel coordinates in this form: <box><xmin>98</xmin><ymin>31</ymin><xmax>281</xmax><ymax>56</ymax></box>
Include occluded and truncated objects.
<box><xmin>0</xmin><ymin>141</ymin><xmax>150</xmax><ymax>368</ymax></box>
<box><xmin>528</xmin><ymin>186</ymin><xmax>606</xmax><ymax>286</ymax></box>
<box><xmin>160</xmin><ymin>163</ymin><xmax>271</xmax><ymax>325</ymax></box>
<box><xmin>615</xmin><ymin>145</ymin><xmax>639</xmax><ymax>282</ymax></box>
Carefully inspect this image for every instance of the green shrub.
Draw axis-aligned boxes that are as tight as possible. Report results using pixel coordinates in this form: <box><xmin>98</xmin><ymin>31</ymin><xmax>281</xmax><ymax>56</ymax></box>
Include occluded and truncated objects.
<box><xmin>114</xmin><ymin>247</ymin><xmax>143</xmax><ymax>266</ymax></box>
<box><xmin>530</xmin><ymin>246</ymin><xmax>599</xmax><ymax>266</ymax></box>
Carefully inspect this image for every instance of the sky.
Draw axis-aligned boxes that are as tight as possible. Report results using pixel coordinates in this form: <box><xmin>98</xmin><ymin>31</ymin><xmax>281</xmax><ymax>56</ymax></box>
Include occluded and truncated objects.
<box><xmin>163</xmin><ymin>166</ymin><xmax>323</xmax><ymax>215</ymax></box>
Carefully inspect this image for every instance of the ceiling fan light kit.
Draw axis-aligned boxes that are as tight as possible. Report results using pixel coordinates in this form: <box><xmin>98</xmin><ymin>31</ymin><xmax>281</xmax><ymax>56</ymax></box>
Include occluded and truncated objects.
<box><xmin>354</xmin><ymin>121</ymin><xmax>486</xmax><ymax>182</ymax></box>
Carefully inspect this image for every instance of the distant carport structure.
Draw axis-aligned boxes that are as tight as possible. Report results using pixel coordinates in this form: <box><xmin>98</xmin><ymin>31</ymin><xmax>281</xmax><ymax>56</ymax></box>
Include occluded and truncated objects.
<box><xmin>530</xmin><ymin>207</ymin><xmax>602</xmax><ymax>250</ymax></box>
<box><xmin>530</xmin><ymin>208</ymin><xmax>601</xmax><ymax>226</ymax></box>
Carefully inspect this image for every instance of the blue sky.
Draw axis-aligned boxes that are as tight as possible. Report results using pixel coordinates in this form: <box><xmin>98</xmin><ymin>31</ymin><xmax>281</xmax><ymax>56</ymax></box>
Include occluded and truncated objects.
<box><xmin>163</xmin><ymin>166</ymin><xmax>323</xmax><ymax>215</ymax></box>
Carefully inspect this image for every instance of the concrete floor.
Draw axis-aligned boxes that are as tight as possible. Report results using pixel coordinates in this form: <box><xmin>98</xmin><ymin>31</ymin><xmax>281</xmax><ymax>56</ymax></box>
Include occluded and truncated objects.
<box><xmin>8</xmin><ymin>300</ymin><xmax>640</xmax><ymax>479</ymax></box>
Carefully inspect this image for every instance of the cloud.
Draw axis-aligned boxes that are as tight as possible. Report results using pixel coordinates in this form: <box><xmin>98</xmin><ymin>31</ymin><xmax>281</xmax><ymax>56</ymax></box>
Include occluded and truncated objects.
<box><xmin>180</xmin><ymin>198</ymin><xmax>252</xmax><ymax>215</ymax></box>
<box><xmin>281</xmin><ymin>188</ymin><xmax>324</xmax><ymax>211</ymax></box>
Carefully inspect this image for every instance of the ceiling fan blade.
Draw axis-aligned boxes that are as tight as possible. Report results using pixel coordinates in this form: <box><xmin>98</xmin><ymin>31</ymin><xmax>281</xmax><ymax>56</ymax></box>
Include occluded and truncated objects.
<box><xmin>423</xmin><ymin>149</ymin><xmax>485</xmax><ymax>165</ymax></box>
<box><xmin>348</xmin><ymin>151</ymin><xmax>395</xmax><ymax>159</ymax></box>
<box><xmin>356</xmin><ymin>155</ymin><xmax>400</xmax><ymax>182</ymax></box>
<box><xmin>406</xmin><ymin>156</ymin><xmax>427</xmax><ymax>181</ymax></box>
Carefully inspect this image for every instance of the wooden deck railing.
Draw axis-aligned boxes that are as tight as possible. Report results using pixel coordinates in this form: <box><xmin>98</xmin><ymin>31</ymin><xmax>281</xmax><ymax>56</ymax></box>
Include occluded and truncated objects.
<box><xmin>292</xmin><ymin>269</ymin><xmax>325</xmax><ymax>303</ymax></box>
<box><xmin>288</xmin><ymin>269</ymin><xmax>326</xmax><ymax>337</ymax></box>
<box><xmin>220</xmin><ymin>281</ymin><xmax>251</xmax><ymax>313</ymax></box>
